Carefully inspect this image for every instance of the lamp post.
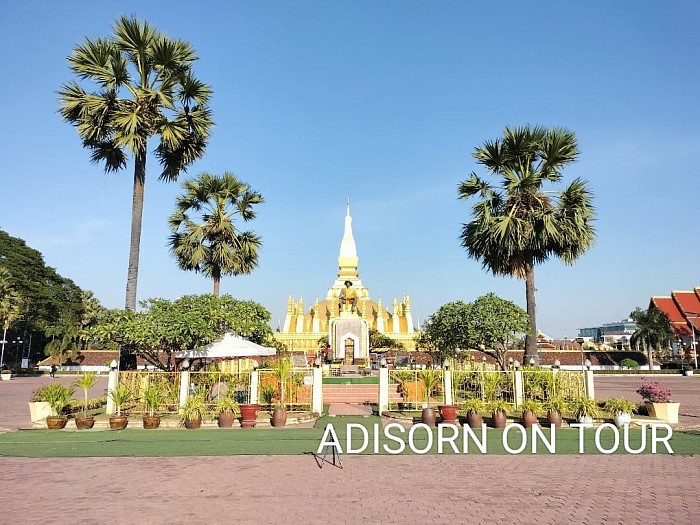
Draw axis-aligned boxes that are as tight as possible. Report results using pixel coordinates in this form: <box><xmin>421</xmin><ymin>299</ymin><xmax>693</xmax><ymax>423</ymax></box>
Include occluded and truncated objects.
<box><xmin>12</xmin><ymin>337</ymin><xmax>23</xmax><ymax>368</ymax></box>
<box><xmin>114</xmin><ymin>334</ymin><xmax>123</xmax><ymax>372</ymax></box>
<box><xmin>686</xmin><ymin>312</ymin><xmax>699</xmax><ymax>370</ymax></box>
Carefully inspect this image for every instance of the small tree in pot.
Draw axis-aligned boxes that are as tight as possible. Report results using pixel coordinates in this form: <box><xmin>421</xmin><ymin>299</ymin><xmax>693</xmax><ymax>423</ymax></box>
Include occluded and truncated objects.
<box><xmin>215</xmin><ymin>392</ymin><xmax>238</xmax><ymax>428</ymax></box>
<box><xmin>604</xmin><ymin>397</ymin><xmax>637</xmax><ymax>428</ymax></box>
<box><xmin>44</xmin><ymin>383</ymin><xmax>74</xmax><ymax>429</ymax></box>
<box><xmin>520</xmin><ymin>399</ymin><xmax>543</xmax><ymax>428</ymax></box>
<box><xmin>108</xmin><ymin>384</ymin><xmax>133</xmax><ymax>430</ymax></box>
<box><xmin>180</xmin><ymin>393</ymin><xmax>207</xmax><ymax>429</ymax></box>
<box><xmin>461</xmin><ymin>397</ymin><xmax>486</xmax><ymax>428</ymax></box>
<box><xmin>489</xmin><ymin>399</ymin><xmax>510</xmax><ymax>428</ymax></box>
<box><xmin>142</xmin><ymin>383</ymin><xmax>163</xmax><ymax>429</ymax></box>
<box><xmin>420</xmin><ymin>369</ymin><xmax>440</xmax><ymax>427</ymax></box>
<box><xmin>74</xmin><ymin>372</ymin><xmax>97</xmax><ymax>429</ymax></box>
<box><xmin>271</xmin><ymin>356</ymin><xmax>293</xmax><ymax>427</ymax></box>
<box><xmin>544</xmin><ymin>396</ymin><xmax>568</xmax><ymax>428</ymax></box>
<box><xmin>573</xmin><ymin>396</ymin><xmax>600</xmax><ymax>428</ymax></box>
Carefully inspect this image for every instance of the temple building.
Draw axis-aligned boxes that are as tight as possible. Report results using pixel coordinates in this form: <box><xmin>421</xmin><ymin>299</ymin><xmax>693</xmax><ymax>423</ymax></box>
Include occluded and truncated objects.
<box><xmin>274</xmin><ymin>203</ymin><xmax>418</xmax><ymax>354</ymax></box>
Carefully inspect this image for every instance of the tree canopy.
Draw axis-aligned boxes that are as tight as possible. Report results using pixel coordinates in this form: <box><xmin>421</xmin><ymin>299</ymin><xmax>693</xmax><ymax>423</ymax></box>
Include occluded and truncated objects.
<box><xmin>86</xmin><ymin>294</ymin><xmax>274</xmax><ymax>370</ymax></box>
<box><xmin>417</xmin><ymin>293</ymin><xmax>529</xmax><ymax>370</ymax></box>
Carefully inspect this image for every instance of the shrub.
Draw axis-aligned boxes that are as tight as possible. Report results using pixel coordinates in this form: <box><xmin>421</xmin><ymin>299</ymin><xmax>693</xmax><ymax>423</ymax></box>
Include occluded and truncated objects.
<box><xmin>603</xmin><ymin>397</ymin><xmax>637</xmax><ymax>415</ymax></box>
<box><xmin>636</xmin><ymin>379</ymin><xmax>672</xmax><ymax>403</ymax></box>
<box><xmin>620</xmin><ymin>358</ymin><xmax>639</xmax><ymax>369</ymax></box>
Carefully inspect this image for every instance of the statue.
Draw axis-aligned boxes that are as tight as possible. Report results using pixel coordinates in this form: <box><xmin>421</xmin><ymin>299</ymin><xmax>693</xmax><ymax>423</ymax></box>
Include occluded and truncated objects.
<box><xmin>339</xmin><ymin>280</ymin><xmax>357</xmax><ymax>313</ymax></box>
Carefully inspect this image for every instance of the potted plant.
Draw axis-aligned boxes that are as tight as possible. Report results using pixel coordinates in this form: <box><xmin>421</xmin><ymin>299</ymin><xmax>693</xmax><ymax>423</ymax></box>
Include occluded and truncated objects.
<box><xmin>108</xmin><ymin>384</ymin><xmax>132</xmax><ymax>430</ymax></box>
<box><xmin>544</xmin><ymin>396</ymin><xmax>568</xmax><ymax>428</ymax></box>
<box><xmin>461</xmin><ymin>397</ymin><xmax>486</xmax><ymax>429</ymax></box>
<box><xmin>180</xmin><ymin>393</ymin><xmax>207</xmax><ymax>429</ymax></box>
<box><xmin>573</xmin><ymin>396</ymin><xmax>600</xmax><ymax>428</ymax></box>
<box><xmin>73</xmin><ymin>372</ymin><xmax>97</xmax><ymax>429</ymax></box>
<box><xmin>489</xmin><ymin>399</ymin><xmax>510</xmax><ymax>429</ymax></box>
<box><xmin>215</xmin><ymin>392</ymin><xmax>238</xmax><ymax>428</ymax></box>
<box><xmin>603</xmin><ymin>397</ymin><xmax>637</xmax><ymax>428</ymax></box>
<box><xmin>636</xmin><ymin>379</ymin><xmax>679</xmax><ymax>424</ymax></box>
<box><xmin>43</xmin><ymin>383</ymin><xmax>74</xmax><ymax>429</ymax></box>
<box><xmin>271</xmin><ymin>356</ymin><xmax>293</xmax><ymax>427</ymax></box>
<box><xmin>420</xmin><ymin>369</ymin><xmax>440</xmax><ymax>427</ymax></box>
<box><xmin>520</xmin><ymin>399</ymin><xmax>543</xmax><ymax>428</ymax></box>
<box><xmin>28</xmin><ymin>386</ymin><xmax>53</xmax><ymax>422</ymax></box>
<box><xmin>142</xmin><ymin>383</ymin><xmax>162</xmax><ymax>429</ymax></box>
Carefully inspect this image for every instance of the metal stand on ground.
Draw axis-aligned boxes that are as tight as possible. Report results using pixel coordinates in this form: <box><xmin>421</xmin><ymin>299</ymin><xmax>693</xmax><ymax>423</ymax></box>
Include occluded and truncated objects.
<box><xmin>318</xmin><ymin>425</ymin><xmax>343</xmax><ymax>469</ymax></box>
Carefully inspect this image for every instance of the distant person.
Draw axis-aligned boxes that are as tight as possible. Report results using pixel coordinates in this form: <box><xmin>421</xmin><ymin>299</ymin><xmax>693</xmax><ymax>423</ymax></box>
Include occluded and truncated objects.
<box><xmin>50</xmin><ymin>364</ymin><xmax>57</xmax><ymax>378</ymax></box>
<box><xmin>339</xmin><ymin>280</ymin><xmax>357</xmax><ymax>313</ymax></box>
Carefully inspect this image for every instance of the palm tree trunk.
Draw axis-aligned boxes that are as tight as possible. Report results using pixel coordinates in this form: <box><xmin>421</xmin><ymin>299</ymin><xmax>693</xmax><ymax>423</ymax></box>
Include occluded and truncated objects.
<box><xmin>125</xmin><ymin>154</ymin><xmax>146</xmax><ymax>310</ymax></box>
<box><xmin>524</xmin><ymin>262</ymin><xmax>539</xmax><ymax>365</ymax></box>
<box><xmin>213</xmin><ymin>268</ymin><xmax>221</xmax><ymax>297</ymax></box>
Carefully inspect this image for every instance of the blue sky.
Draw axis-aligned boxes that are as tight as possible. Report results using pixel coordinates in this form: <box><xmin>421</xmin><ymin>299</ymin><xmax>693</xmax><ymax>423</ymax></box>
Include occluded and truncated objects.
<box><xmin>1</xmin><ymin>1</ymin><xmax>699</xmax><ymax>338</ymax></box>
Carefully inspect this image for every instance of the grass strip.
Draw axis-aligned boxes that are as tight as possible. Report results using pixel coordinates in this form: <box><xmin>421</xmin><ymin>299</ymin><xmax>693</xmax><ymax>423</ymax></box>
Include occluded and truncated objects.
<box><xmin>0</xmin><ymin>424</ymin><xmax>697</xmax><ymax>457</ymax></box>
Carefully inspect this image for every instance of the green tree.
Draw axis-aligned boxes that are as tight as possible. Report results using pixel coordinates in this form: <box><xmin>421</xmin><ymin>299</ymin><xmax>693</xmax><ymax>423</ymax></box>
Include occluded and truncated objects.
<box><xmin>89</xmin><ymin>294</ymin><xmax>273</xmax><ymax>370</ymax></box>
<box><xmin>469</xmin><ymin>293</ymin><xmax>530</xmax><ymax>370</ymax></box>
<box><xmin>369</xmin><ymin>328</ymin><xmax>404</xmax><ymax>350</ymax></box>
<box><xmin>417</xmin><ymin>301</ymin><xmax>475</xmax><ymax>365</ymax></box>
<box><xmin>58</xmin><ymin>16</ymin><xmax>214</xmax><ymax>310</ymax></box>
<box><xmin>168</xmin><ymin>172</ymin><xmax>263</xmax><ymax>296</ymax></box>
<box><xmin>458</xmin><ymin>125</ymin><xmax>595</xmax><ymax>363</ymax></box>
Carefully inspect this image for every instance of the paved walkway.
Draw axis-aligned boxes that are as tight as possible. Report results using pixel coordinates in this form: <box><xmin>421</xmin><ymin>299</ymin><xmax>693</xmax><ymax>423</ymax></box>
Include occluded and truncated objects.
<box><xmin>1</xmin><ymin>374</ymin><xmax>699</xmax><ymax>524</ymax></box>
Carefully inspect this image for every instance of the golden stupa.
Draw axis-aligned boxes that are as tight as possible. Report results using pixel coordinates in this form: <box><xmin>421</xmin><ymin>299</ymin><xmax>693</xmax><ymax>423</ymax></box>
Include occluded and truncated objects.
<box><xmin>274</xmin><ymin>202</ymin><xmax>417</xmax><ymax>352</ymax></box>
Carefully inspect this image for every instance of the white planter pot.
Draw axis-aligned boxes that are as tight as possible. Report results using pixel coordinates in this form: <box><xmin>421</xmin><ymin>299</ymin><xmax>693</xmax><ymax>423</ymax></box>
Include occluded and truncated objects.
<box><xmin>577</xmin><ymin>415</ymin><xmax>594</xmax><ymax>428</ymax></box>
<box><xmin>28</xmin><ymin>401</ymin><xmax>52</xmax><ymax>422</ymax></box>
<box><xmin>613</xmin><ymin>412</ymin><xmax>632</xmax><ymax>428</ymax></box>
<box><xmin>645</xmin><ymin>402</ymin><xmax>680</xmax><ymax>425</ymax></box>
<box><xmin>0</xmin><ymin>372</ymin><xmax>11</xmax><ymax>381</ymax></box>
<box><xmin>684</xmin><ymin>370</ymin><xmax>694</xmax><ymax>376</ymax></box>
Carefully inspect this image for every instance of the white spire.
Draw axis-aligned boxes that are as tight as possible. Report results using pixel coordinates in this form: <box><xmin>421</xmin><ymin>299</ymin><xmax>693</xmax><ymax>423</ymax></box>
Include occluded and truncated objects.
<box><xmin>340</xmin><ymin>200</ymin><xmax>357</xmax><ymax>258</ymax></box>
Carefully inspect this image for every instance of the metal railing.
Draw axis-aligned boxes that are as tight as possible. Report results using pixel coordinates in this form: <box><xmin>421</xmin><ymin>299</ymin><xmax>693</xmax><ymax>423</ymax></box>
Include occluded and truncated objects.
<box><xmin>521</xmin><ymin>369</ymin><xmax>584</xmax><ymax>401</ymax></box>
<box><xmin>388</xmin><ymin>369</ymin><xmax>445</xmax><ymax>411</ymax></box>
<box><xmin>256</xmin><ymin>368</ymin><xmax>313</xmax><ymax>411</ymax></box>
<box><xmin>118</xmin><ymin>371</ymin><xmax>180</xmax><ymax>414</ymax></box>
<box><xmin>452</xmin><ymin>370</ymin><xmax>516</xmax><ymax>405</ymax></box>
<box><xmin>188</xmin><ymin>370</ymin><xmax>253</xmax><ymax>412</ymax></box>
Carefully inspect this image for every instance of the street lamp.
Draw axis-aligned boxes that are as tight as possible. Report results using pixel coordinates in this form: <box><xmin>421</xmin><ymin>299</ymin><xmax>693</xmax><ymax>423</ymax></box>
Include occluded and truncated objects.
<box><xmin>12</xmin><ymin>337</ymin><xmax>23</xmax><ymax>368</ymax></box>
<box><xmin>686</xmin><ymin>312</ymin><xmax>699</xmax><ymax>370</ymax></box>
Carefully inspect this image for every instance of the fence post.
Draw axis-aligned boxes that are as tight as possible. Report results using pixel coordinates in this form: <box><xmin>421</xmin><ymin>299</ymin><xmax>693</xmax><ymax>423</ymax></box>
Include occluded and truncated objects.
<box><xmin>106</xmin><ymin>367</ymin><xmax>118</xmax><ymax>415</ymax></box>
<box><xmin>179</xmin><ymin>370</ymin><xmax>189</xmax><ymax>411</ymax></box>
<box><xmin>514</xmin><ymin>370</ymin><xmax>523</xmax><ymax>407</ymax></box>
<box><xmin>584</xmin><ymin>370</ymin><xmax>595</xmax><ymax>399</ymax></box>
<box><xmin>444</xmin><ymin>369</ymin><xmax>453</xmax><ymax>406</ymax></box>
<box><xmin>250</xmin><ymin>369</ymin><xmax>259</xmax><ymax>404</ymax></box>
<box><xmin>379</xmin><ymin>366</ymin><xmax>389</xmax><ymax>414</ymax></box>
<box><xmin>312</xmin><ymin>366</ymin><xmax>323</xmax><ymax>414</ymax></box>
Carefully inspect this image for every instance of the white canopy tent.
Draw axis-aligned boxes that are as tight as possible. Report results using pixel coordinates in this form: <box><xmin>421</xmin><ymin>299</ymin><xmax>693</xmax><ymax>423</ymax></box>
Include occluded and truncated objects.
<box><xmin>175</xmin><ymin>332</ymin><xmax>277</xmax><ymax>360</ymax></box>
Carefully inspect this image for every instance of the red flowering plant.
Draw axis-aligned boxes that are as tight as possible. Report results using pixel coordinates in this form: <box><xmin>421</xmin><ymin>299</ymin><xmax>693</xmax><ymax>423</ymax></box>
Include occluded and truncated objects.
<box><xmin>636</xmin><ymin>379</ymin><xmax>672</xmax><ymax>403</ymax></box>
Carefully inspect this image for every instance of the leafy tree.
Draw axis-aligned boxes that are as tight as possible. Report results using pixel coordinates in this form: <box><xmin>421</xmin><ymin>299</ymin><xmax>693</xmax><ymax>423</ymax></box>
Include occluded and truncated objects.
<box><xmin>168</xmin><ymin>172</ymin><xmax>263</xmax><ymax>296</ymax></box>
<box><xmin>458</xmin><ymin>125</ymin><xmax>595</xmax><ymax>363</ymax></box>
<box><xmin>418</xmin><ymin>294</ymin><xmax>529</xmax><ymax>370</ymax></box>
<box><xmin>88</xmin><ymin>294</ymin><xmax>273</xmax><ymax>370</ymax></box>
<box><xmin>58</xmin><ymin>16</ymin><xmax>214</xmax><ymax>310</ymax></box>
<box><xmin>0</xmin><ymin>230</ymin><xmax>87</xmax><ymax>362</ymax></box>
<box><xmin>469</xmin><ymin>293</ymin><xmax>530</xmax><ymax>370</ymax></box>
<box><xmin>416</xmin><ymin>301</ymin><xmax>475</xmax><ymax>365</ymax></box>
<box><xmin>369</xmin><ymin>328</ymin><xmax>404</xmax><ymax>350</ymax></box>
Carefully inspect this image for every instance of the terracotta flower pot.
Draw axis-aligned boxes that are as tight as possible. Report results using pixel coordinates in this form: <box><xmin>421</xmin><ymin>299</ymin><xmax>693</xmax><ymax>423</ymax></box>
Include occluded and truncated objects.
<box><xmin>421</xmin><ymin>407</ymin><xmax>436</xmax><ymax>427</ymax></box>
<box><xmin>522</xmin><ymin>410</ymin><xmax>538</xmax><ymax>428</ymax></box>
<box><xmin>218</xmin><ymin>410</ymin><xmax>235</xmax><ymax>428</ymax></box>
<box><xmin>143</xmin><ymin>415</ymin><xmax>161</xmax><ymax>429</ymax></box>
<box><xmin>46</xmin><ymin>416</ymin><xmax>68</xmax><ymax>430</ymax></box>
<box><xmin>491</xmin><ymin>411</ymin><xmax>507</xmax><ymax>429</ymax></box>
<box><xmin>271</xmin><ymin>407</ymin><xmax>287</xmax><ymax>427</ymax></box>
<box><xmin>546</xmin><ymin>410</ymin><xmax>562</xmax><ymax>428</ymax></box>
<box><xmin>239</xmin><ymin>404</ymin><xmax>261</xmax><ymax>428</ymax></box>
<box><xmin>184</xmin><ymin>416</ymin><xmax>202</xmax><ymax>429</ymax></box>
<box><xmin>466</xmin><ymin>412</ymin><xmax>483</xmax><ymax>429</ymax></box>
<box><xmin>109</xmin><ymin>416</ymin><xmax>128</xmax><ymax>430</ymax></box>
<box><xmin>75</xmin><ymin>416</ymin><xmax>95</xmax><ymax>430</ymax></box>
<box><xmin>438</xmin><ymin>405</ymin><xmax>459</xmax><ymax>425</ymax></box>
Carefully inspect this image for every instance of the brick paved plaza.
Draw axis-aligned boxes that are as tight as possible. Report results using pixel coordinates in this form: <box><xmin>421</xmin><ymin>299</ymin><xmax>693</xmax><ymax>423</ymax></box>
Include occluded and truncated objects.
<box><xmin>1</xmin><ymin>375</ymin><xmax>699</xmax><ymax>524</ymax></box>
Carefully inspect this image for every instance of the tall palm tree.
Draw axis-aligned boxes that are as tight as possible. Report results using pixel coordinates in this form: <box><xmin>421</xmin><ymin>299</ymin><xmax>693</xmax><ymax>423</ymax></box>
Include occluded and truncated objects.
<box><xmin>168</xmin><ymin>172</ymin><xmax>263</xmax><ymax>296</ymax></box>
<box><xmin>458</xmin><ymin>125</ymin><xmax>595</xmax><ymax>363</ymax></box>
<box><xmin>58</xmin><ymin>16</ymin><xmax>213</xmax><ymax>310</ymax></box>
<box><xmin>0</xmin><ymin>267</ymin><xmax>23</xmax><ymax>368</ymax></box>
<box><xmin>630</xmin><ymin>307</ymin><xmax>674</xmax><ymax>366</ymax></box>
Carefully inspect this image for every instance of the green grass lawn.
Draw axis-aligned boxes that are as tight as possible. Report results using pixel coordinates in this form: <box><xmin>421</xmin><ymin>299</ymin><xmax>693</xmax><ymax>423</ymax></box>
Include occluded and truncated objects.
<box><xmin>0</xmin><ymin>420</ymin><xmax>697</xmax><ymax>458</ymax></box>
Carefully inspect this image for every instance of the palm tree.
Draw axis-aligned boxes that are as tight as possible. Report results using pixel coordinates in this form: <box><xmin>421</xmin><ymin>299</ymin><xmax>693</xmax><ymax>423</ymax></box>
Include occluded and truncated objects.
<box><xmin>58</xmin><ymin>16</ymin><xmax>213</xmax><ymax>310</ymax></box>
<box><xmin>458</xmin><ymin>125</ymin><xmax>595</xmax><ymax>363</ymax></box>
<box><xmin>630</xmin><ymin>307</ymin><xmax>674</xmax><ymax>366</ymax></box>
<box><xmin>168</xmin><ymin>172</ymin><xmax>263</xmax><ymax>296</ymax></box>
<box><xmin>0</xmin><ymin>267</ymin><xmax>23</xmax><ymax>368</ymax></box>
